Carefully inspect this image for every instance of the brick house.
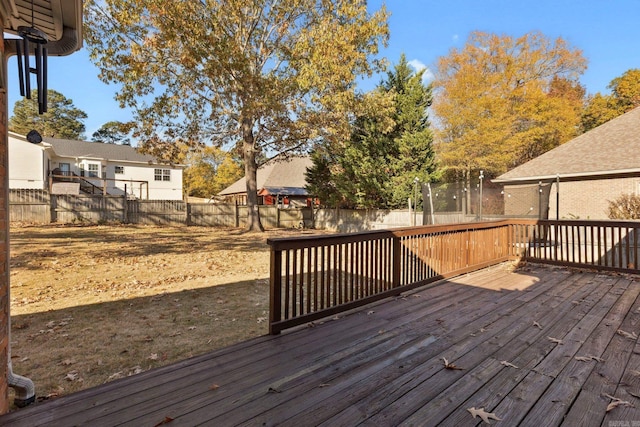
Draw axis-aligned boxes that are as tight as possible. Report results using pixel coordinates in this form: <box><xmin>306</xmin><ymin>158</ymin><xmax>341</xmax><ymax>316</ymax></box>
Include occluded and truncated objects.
<box><xmin>494</xmin><ymin>107</ymin><xmax>640</xmax><ymax>220</ymax></box>
<box><xmin>218</xmin><ymin>156</ymin><xmax>315</xmax><ymax>207</ymax></box>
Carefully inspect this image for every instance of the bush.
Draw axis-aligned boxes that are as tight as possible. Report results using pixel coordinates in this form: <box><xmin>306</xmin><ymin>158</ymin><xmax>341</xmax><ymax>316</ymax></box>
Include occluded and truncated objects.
<box><xmin>607</xmin><ymin>193</ymin><xmax>640</xmax><ymax>219</ymax></box>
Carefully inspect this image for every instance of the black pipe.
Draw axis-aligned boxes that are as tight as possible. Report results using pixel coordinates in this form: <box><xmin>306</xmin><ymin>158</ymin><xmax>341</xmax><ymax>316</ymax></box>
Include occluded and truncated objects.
<box><xmin>23</xmin><ymin>37</ymin><xmax>31</xmax><ymax>97</ymax></box>
<box><xmin>42</xmin><ymin>47</ymin><xmax>48</xmax><ymax>112</ymax></box>
<box><xmin>15</xmin><ymin>40</ymin><xmax>25</xmax><ymax>96</ymax></box>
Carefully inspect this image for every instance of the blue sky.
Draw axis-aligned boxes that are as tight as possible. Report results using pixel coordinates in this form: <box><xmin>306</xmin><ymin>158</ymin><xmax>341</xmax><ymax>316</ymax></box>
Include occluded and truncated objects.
<box><xmin>7</xmin><ymin>0</ymin><xmax>640</xmax><ymax>139</ymax></box>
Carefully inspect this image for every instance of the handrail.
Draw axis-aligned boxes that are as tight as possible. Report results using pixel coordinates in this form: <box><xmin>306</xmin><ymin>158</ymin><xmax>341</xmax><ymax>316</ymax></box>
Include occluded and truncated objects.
<box><xmin>267</xmin><ymin>220</ymin><xmax>515</xmax><ymax>334</ymax></box>
<box><xmin>50</xmin><ymin>173</ymin><xmax>104</xmax><ymax>195</ymax></box>
<box><xmin>268</xmin><ymin>219</ymin><xmax>640</xmax><ymax>334</ymax></box>
<box><xmin>512</xmin><ymin>219</ymin><xmax>640</xmax><ymax>273</ymax></box>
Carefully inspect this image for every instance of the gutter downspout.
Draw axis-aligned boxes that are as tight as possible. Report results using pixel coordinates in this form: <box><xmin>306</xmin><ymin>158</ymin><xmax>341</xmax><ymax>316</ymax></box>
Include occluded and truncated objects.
<box><xmin>5</xmin><ymin>250</ymin><xmax>35</xmax><ymax>407</ymax></box>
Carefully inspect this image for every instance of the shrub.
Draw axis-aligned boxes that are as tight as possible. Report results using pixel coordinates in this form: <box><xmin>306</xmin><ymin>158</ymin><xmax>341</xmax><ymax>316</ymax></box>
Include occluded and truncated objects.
<box><xmin>607</xmin><ymin>193</ymin><xmax>640</xmax><ymax>219</ymax></box>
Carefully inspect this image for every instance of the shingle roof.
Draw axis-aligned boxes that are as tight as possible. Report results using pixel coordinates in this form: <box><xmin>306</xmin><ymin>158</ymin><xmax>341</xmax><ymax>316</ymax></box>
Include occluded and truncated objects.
<box><xmin>494</xmin><ymin>107</ymin><xmax>640</xmax><ymax>183</ymax></box>
<box><xmin>42</xmin><ymin>136</ymin><xmax>158</xmax><ymax>163</ymax></box>
<box><xmin>218</xmin><ymin>156</ymin><xmax>312</xmax><ymax>196</ymax></box>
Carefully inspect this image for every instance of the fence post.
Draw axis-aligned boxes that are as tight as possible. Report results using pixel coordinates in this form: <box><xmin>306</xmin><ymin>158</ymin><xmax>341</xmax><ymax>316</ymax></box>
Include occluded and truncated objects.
<box><xmin>186</xmin><ymin>202</ymin><xmax>191</xmax><ymax>226</ymax></box>
<box><xmin>235</xmin><ymin>201</ymin><xmax>239</xmax><ymax>227</ymax></box>
<box><xmin>269</xmin><ymin>244</ymin><xmax>282</xmax><ymax>335</ymax></box>
<box><xmin>122</xmin><ymin>194</ymin><xmax>128</xmax><ymax>223</ymax></box>
<box><xmin>50</xmin><ymin>194</ymin><xmax>57</xmax><ymax>223</ymax></box>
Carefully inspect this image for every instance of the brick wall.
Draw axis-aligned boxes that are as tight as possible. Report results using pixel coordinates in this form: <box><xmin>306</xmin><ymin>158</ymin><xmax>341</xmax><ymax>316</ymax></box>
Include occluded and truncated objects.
<box><xmin>0</xmin><ymin>30</ymin><xmax>8</xmax><ymax>413</ymax></box>
<box><xmin>549</xmin><ymin>178</ymin><xmax>640</xmax><ymax>220</ymax></box>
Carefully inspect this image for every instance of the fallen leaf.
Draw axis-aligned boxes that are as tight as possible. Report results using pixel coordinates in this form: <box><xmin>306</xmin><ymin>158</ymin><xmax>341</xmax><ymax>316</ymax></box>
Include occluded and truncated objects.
<box><xmin>107</xmin><ymin>372</ymin><xmax>124</xmax><ymax>381</ymax></box>
<box><xmin>65</xmin><ymin>372</ymin><xmax>79</xmax><ymax>381</ymax></box>
<box><xmin>467</xmin><ymin>407</ymin><xmax>501</xmax><ymax>424</ymax></box>
<box><xmin>367</xmin><ymin>310</ymin><xmax>375</xmax><ymax>315</ymax></box>
<box><xmin>533</xmin><ymin>321</ymin><xmax>543</xmax><ymax>329</ymax></box>
<box><xmin>548</xmin><ymin>336</ymin><xmax>563</xmax><ymax>345</ymax></box>
<box><xmin>188</xmin><ymin>326</ymin><xmax>197</xmax><ymax>331</ymax></box>
<box><xmin>148</xmin><ymin>353</ymin><xmax>159</xmax><ymax>361</ymax></box>
<box><xmin>605</xmin><ymin>394</ymin><xmax>634</xmax><ymax>412</ymax></box>
<box><xmin>574</xmin><ymin>355</ymin><xmax>604</xmax><ymax>363</ymax></box>
<box><xmin>267</xmin><ymin>387</ymin><xmax>281</xmax><ymax>394</ymax></box>
<box><xmin>209</xmin><ymin>384</ymin><xmax>220</xmax><ymax>390</ymax></box>
<box><xmin>500</xmin><ymin>360</ymin><xmax>519</xmax><ymax>369</ymax></box>
<box><xmin>318</xmin><ymin>383</ymin><xmax>331</xmax><ymax>388</ymax></box>
<box><xmin>152</xmin><ymin>416</ymin><xmax>174</xmax><ymax>427</ymax></box>
<box><xmin>617</xmin><ymin>329</ymin><xmax>638</xmax><ymax>340</ymax></box>
<box><xmin>60</xmin><ymin>359</ymin><xmax>75</xmax><ymax>366</ymax></box>
<box><xmin>442</xmin><ymin>357</ymin><xmax>465</xmax><ymax>370</ymax></box>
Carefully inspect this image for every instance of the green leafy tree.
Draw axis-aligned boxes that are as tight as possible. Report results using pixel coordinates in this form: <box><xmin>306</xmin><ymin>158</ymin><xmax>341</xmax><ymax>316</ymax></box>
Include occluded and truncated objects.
<box><xmin>9</xmin><ymin>89</ymin><xmax>87</xmax><ymax>139</ymax></box>
<box><xmin>91</xmin><ymin>121</ymin><xmax>133</xmax><ymax>144</ymax></box>
<box><xmin>84</xmin><ymin>0</ymin><xmax>389</xmax><ymax>231</ymax></box>
<box><xmin>307</xmin><ymin>54</ymin><xmax>437</xmax><ymax>209</ymax></box>
<box><xmin>183</xmin><ymin>146</ymin><xmax>243</xmax><ymax>198</ymax></box>
<box><xmin>433</xmin><ymin>31</ymin><xmax>587</xmax><ymax>182</ymax></box>
<box><xmin>582</xmin><ymin>69</ymin><xmax>640</xmax><ymax>131</ymax></box>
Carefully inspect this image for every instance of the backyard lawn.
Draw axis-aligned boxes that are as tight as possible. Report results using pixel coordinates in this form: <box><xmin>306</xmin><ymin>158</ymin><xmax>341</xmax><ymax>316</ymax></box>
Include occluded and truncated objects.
<box><xmin>8</xmin><ymin>224</ymin><xmax>328</xmax><ymax>403</ymax></box>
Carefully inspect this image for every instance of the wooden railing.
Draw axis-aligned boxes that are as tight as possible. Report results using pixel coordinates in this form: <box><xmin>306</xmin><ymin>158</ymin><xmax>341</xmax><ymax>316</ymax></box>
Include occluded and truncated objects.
<box><xmin>513</xmin><ymin>219</ymin><xmax>640</xmax><ymax>273</ymax></box>
<box><xmin>268</xmin><ymin>220</ymin><xmax>517</xmax><ymax>334</ymax></box>
<box><xmin>268</xmin><ymin>219</ymin><xmax>640</xmax><ymax>334</ymax></box>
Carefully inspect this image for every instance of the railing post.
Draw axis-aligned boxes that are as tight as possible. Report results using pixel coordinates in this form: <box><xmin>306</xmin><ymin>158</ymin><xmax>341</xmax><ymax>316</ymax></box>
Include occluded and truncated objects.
<box><xmin>392</xmin><ymin>234</ymin><xmax>401</xmax><ymax>289</ymax></box>
<box><xmin>269</xmin><ymin>244</ymin><xmax>282</xmax><ymax>335</ymax></box>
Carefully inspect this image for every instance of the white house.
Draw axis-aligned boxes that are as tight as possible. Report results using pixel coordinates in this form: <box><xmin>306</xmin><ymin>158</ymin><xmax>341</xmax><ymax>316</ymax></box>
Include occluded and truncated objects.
<box><xmin>9</xmin><ymin>132</ymin><xmax>184</xmax><ymax>200</ymax></box>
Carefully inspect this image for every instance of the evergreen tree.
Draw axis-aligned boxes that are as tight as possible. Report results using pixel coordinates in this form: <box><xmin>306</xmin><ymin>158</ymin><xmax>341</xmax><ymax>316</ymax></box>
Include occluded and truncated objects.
<box><xmin>91</xmin><ymin>121</ymin><xmax>133</xmax><ymax>144</ymax></box>
<box><xmin>307</xmin><ymin>54</ymin><xmax>436</xmax><ymax>209</ymax></box>
<box><xmin>10</xmin><ymin>89</ymin><xmax>87</xmax><ymax>139</ymax></box>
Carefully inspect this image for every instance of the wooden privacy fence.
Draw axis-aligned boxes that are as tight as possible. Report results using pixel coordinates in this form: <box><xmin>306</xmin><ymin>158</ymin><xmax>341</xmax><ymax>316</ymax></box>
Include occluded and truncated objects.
<box><xmin>8</xmin><ymin>190</ymin><xmax>312</xmax><ymax>228</ymax></box>
<box><xmin>268</xmin><ymin>219</ymin><xmax>640</xmax><ymax>334</ymax></box>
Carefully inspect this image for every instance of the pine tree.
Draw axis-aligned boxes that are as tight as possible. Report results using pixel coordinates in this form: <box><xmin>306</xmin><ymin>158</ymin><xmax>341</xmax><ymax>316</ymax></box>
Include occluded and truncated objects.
<box><xmin>307</xmin><ymin>54</ymin><xmax>437</xmax><ymax>209</ymax></box>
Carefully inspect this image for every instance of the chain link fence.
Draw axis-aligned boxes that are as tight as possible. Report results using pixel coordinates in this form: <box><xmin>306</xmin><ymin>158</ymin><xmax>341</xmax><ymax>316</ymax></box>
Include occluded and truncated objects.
<box><xmin>421</xmin><ymin>181</ymin><xmax>546</xmax><ymax>224</ymax></box>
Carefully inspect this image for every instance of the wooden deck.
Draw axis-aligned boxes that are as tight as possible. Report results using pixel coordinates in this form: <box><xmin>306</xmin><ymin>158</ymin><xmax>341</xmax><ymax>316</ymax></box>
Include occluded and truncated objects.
<box><xmin>2</xmin><ymin>263</ymin><xmax>640</xmax><ymax>426</ymax></box>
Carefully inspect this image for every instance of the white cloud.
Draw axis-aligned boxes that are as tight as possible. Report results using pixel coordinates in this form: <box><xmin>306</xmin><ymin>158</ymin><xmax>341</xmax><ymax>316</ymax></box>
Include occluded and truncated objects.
<box><xmin>408</xmin><ymin>59</ymin><xmax>435</xmax><ymax>83</ymax></box>
<box><xmin>452</xmin><ymin>34</ymin><xmax>459</xmax><ymax>42</ymax></box>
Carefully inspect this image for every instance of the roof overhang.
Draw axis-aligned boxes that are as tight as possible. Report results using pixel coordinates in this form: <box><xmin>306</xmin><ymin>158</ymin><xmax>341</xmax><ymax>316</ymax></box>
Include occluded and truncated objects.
<box><xmin>259</xmin><ymin>187</ymin><xmax>309</xmax><ymax>197</ymax></box>
<box><xmin>2</xmin><ymin>0</ymin><xmax>83</xmax><ymax>56</ymax></box>
<box><xmin>493</xmin><ymin>169</ymin><xmax>640</xmax><ymax>185</ymax></box>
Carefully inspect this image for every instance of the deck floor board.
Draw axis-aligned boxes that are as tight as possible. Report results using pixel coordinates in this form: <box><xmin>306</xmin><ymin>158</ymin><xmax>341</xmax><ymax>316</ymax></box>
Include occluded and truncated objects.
<box><xmin>2</xmin><ymin>264</ymin><xmax>640</xmax><ymax>426</ymax></box>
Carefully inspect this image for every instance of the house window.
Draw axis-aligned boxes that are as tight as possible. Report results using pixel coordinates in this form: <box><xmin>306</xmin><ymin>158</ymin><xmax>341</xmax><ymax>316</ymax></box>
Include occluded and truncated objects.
<box><xmin>154</xmin><ymin>169</ymin><xmax>171</xmax><ymax>182</ymax></box>
<box><xmin>87</xmin><ymin>163</ymin><xmax>99</xmax><ymax>177</ymax></box>
<box><xmin>59</xmin><ymin>163</ymin><xmax>71</xmax><ymax>177</ymax></box>
<box><xmin>115</xmin><ymin>166</ymin><xmax>124</xmax><ymax>174</ymax></box>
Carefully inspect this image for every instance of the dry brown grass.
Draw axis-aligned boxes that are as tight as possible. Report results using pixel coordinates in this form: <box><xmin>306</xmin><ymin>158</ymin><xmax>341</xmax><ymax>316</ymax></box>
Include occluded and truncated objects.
<box><xmin>8</xmin><ymin>224</ymin><xmax>329</xmax><ymax>403</ymax></box>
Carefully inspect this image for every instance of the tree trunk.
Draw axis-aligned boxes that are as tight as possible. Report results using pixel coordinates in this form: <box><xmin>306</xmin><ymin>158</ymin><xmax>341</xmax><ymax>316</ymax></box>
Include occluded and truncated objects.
<box><xmin>242</xmin><ymin>118</ymin><xmax>264</xmax><ymax>232</ymax></box>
